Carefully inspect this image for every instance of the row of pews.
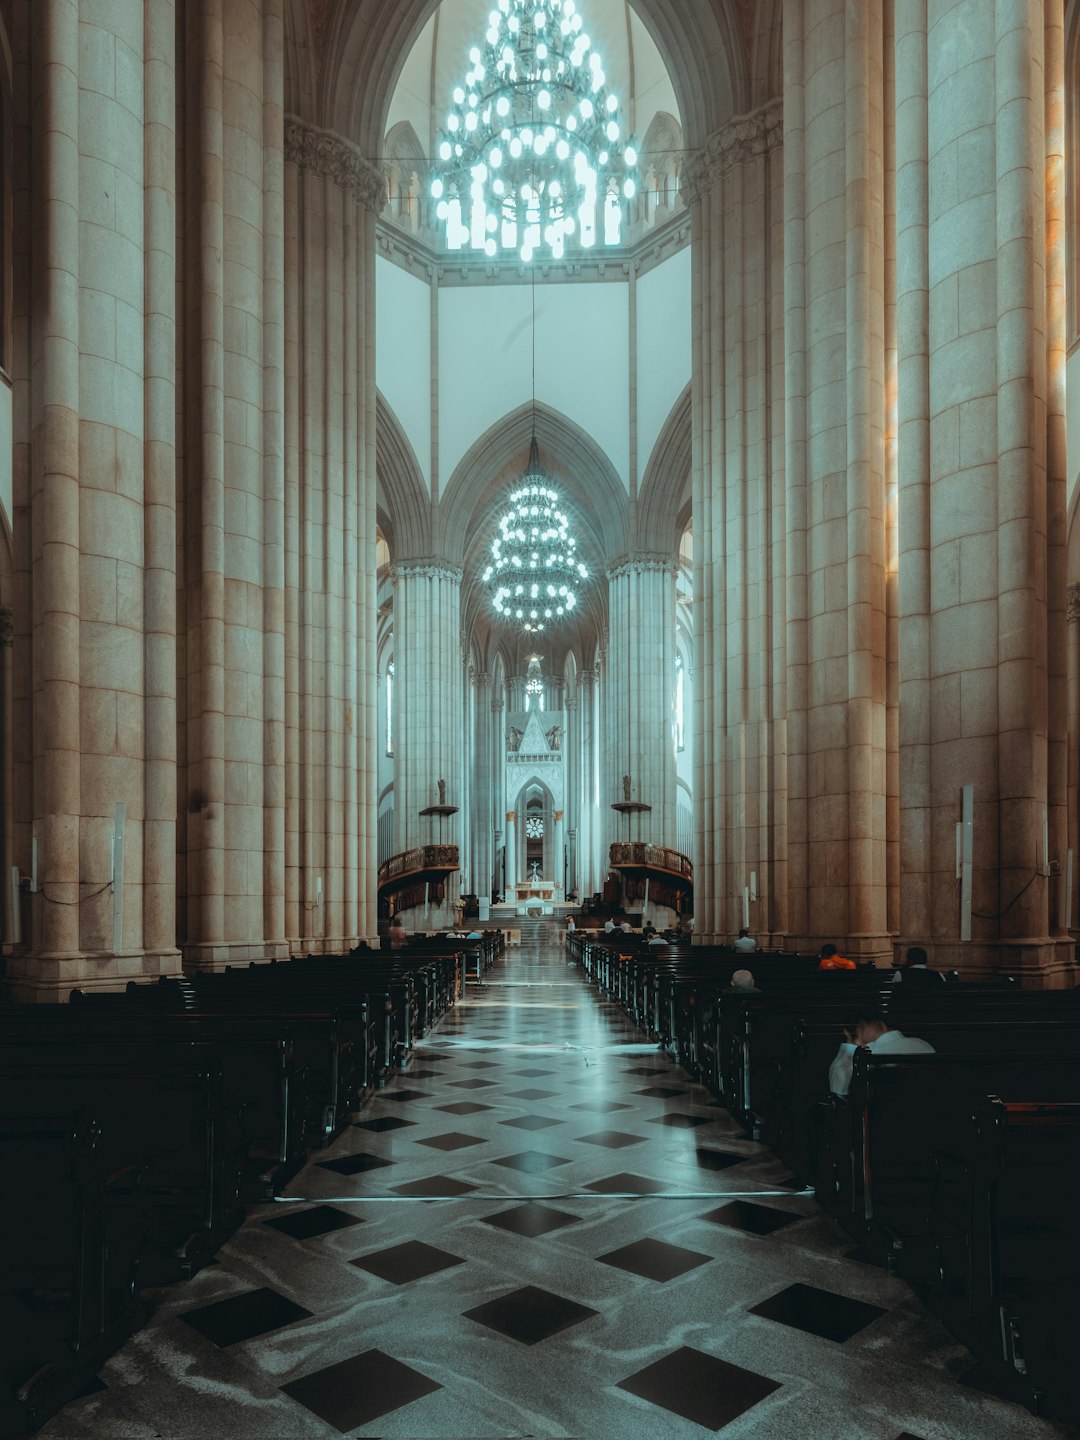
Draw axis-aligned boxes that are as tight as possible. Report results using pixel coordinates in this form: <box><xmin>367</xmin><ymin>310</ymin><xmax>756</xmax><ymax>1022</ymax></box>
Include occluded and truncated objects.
<box><xmin>570</xmin><ymin>933</ymin><xmax>1080</xmax><ymax>1422</ymax></box>
<box><xmin>0</xmin><ymin>932</ymin><xmax>501</xmax><ymax>1439</ymax></box>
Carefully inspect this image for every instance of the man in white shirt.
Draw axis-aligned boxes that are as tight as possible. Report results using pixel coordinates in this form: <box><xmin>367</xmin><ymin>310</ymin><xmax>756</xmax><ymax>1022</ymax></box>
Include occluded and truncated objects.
<box><xmin>734</xmin><ymin>927</ymin><xmax>757</xmax><ymax>953</ymax></box>
<box><xmin>604</xmin><ymin>918</ymin><xmax>616</xmax><ymax>934</ymax></box>
<box><xmin>828</xmin><ymin>1013</ymin><xmax>935</xmax><ymax>1097</ymax></box>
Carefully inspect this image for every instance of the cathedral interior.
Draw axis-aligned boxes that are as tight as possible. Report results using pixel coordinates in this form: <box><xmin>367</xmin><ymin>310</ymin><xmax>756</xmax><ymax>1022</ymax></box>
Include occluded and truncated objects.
<box><xmin>3</xmin><ymin>1</ymin><xmax>1080</xmax><ymax>1437</ymax></box>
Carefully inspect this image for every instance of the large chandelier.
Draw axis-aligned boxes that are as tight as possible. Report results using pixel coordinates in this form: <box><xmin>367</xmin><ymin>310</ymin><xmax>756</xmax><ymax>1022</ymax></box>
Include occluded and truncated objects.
<box><xmin>431</xmin><ymin>0</ymin><xmax>638</xmax><ymax>262</ymax></box>
<box><xmin>481</xmin><ymin>442</ymin><xmax>588</xmax><ymax>632</ymax></box>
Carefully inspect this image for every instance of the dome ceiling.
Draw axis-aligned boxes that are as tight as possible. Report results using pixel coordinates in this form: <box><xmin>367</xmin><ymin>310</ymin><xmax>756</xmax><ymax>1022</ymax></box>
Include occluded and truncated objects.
<box><xmin>386</xmin><ymin>0</ymin><xmax>681</xmax><ymax>157</ymax></box>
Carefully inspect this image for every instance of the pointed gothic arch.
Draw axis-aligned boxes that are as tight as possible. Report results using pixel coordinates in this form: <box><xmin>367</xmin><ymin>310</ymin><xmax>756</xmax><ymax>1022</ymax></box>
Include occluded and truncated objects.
<box><xmin>376</xmin><ymin>390</ymin><xmax>431</xmax><ymax>559</ymax></box>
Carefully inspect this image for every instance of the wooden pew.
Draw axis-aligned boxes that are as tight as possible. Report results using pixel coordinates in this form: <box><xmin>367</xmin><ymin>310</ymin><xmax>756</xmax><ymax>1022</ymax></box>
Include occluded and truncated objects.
<box><xmin>0</xmin><ymin>1111</ymin><xmax>150</xmax><ymax>1439</ymax></box>
<box><xmin>0</xmin><ymin>1011</ymin><xmax>308</xmax><ymax>1200</ymax></box>
<box><xmin>925</xmin><ymin>1094</ymin><xmax>1080</xmax><ymax>1418</ymax></box>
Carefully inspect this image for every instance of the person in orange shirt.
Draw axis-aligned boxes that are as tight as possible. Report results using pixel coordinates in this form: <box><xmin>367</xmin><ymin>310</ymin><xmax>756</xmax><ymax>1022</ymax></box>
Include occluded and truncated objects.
<box><xmin>817</xmin><ymin>942</ymin><xmax>856</xmax><ymax>971</ymax></box>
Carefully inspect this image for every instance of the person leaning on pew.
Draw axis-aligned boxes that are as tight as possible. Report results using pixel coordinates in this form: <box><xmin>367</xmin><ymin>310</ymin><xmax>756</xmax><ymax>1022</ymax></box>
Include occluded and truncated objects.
<box><xmin>827</xmin><ymin>1012</ymin><xmax>935</xmax><ymax>1097</ymax></box>
<box><xmin>817</xmin><ymin>942</ymin><xmax>857</xmax><ymax>970</ymax></box>
<box><xmin>388</xmin><ymin>914</ymin><xmax>408</xmax><ymax>950</ymax></box>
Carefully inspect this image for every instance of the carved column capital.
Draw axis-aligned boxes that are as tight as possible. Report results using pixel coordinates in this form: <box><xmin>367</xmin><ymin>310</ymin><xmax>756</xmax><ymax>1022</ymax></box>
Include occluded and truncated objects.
<box><xmin>285</xmin><ymin>115</ymin><xmax>387</xmax><ymax>214</ymax></box>
<box><xmin>681</xmin><ymin>99</ymin><xmax>783</xmax><ymax>205</ymax></box>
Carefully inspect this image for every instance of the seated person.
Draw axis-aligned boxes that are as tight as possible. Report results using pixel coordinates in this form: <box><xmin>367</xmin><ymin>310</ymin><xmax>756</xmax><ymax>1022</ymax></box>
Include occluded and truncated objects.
<box><xmin>723</xmin><ymin>968</ymin><xmax>760</xmax><ymax>996</ymax></box>
<box><xmin>734</xmin><ymin>927</ymin><xmax>757</xmax><ymax>953</ymax></box>
<box><xmin>388</xmin><ymin>915</ymin><xmax>408</xmax><ymax>950</ymax></box>
<box><xmin>620</xmin><ymin>918</ymin><xmax>633</xmax><ymax>934</ymax></box>
<box><xmin>818</xmin><ymin>942</ymin><xmax>856</xmax><ymax>970</ymax></box>
<box><xmin>891</xmin><ymin>944</ymin><xmax>945</xmax><ymax>986</ymax></box>
<box><xmin>828</xmin><ymin>1011</ymin><xmax>935</xmax><ymax>1097</ymax></box>
<box><xmin>603</xmin><ymin>917</ymin><xmax>617</xmax><ymax>934</ymax></box>
<box><xmin>647</xmin><ymin>930</ymin><xmax>668</xmax><ymax>946</ymax></box>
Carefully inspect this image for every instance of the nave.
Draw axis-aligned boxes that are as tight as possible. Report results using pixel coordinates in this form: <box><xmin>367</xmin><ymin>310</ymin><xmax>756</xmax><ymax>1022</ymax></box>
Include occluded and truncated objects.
<box><xmin>46</xmin><ymin>927</ymin><xmax>1076</xmax><ymax>1440</ymax></box>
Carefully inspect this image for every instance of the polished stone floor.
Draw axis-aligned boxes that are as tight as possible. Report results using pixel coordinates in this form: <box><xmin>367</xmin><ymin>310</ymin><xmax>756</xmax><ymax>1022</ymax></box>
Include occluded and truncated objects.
<box><xmin>45</xmin><ymin>925</ymin><xmax>1080</xmax><ymax>1439</ymax></box>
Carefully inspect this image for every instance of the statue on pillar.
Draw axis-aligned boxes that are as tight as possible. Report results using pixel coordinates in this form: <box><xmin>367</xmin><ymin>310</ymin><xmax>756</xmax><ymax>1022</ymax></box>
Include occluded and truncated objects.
<box><xmin>437</xmin><ymin>778</ymin><xmax>447</xmax><ymax>806</ymax></box>
<box><xmin>622</xmin><ymin>773</ymin><xmax>632</xmax><ymax>802</ymax></box>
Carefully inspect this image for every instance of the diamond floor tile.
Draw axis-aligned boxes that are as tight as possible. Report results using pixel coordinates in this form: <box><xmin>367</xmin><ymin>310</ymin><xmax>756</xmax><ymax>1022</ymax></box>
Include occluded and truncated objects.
<box><xmin>281</xmin><ymin>1348</ymin><xmax>441</xmax><ymax>1431</ymax></box>
<box><xmin>575</xmin><ymin>1130</ymin><xmax>645</xmax><ymax>1149</ymax></box>
<box><xmin>462</xmin><ymin>1285</ymin><xmax>598</xmax><ymax>1345</ymax></box>
<box><xmin>481</xmin><ymin>1203</ymin><xmax>581</xmax><ymax>1238</ymax></box>
<box><xmin>352</xmin><ymin>1115</ymin><xmax>416</xmax><ymax>1134</ymax></box>
<box><xmin>350</xmin><ymin>1240</ymin><xmax>466</xmax><ymax>1285</ymax></box>
<box><xmin>748</xmin><ymin>1282</ymin><xmax>887</xmax><ymax>1342</ymax></box>
<box><xmin>263</xmin><ymin>1205</ymin><xmax>364</xmax><ymax>1240</ymax></box>
<box><xmin>598</xmin><ymin>1238</ymin><xmax>713</xmax><ymax>1282</ymax></box>
<box><xmin>434</xmin><ymin>1100</ymin><xmax>494</xmax><ymax>1115</ymax></box>
<box><xmin>416</xmin><ymin>1130</ymin><xmax>487</xmax><ymax>1151</ymax></box>
<box><xmin>316</xmin><ymin>1152</ymin><xmax>394</xmax><ymax>1177</ymax></box>
<box><xmin>585</xmin><ymin>1172</ymin><xmax>669</xmax><ymax>1195</ymax></box>
<box><xmin>180</xmin><ymin>1287</ymin><xmax>312</xmax><ymax>1348</ymax></box>
<box><xmin>492</xmin><ymin>1150</ymin><xmax>571</xmax><ymax>1173</ymax></box>
<box><xmin>499</xmin><ymin>1114</ymin><xmax>563</xmax><ymax>1131</ymax></box>
<box><xmin>616</xmin><ymin>1346</ymin><xmax>781</xmax><ymax>1430</ymax></box>
<box><xmin>391</xmin><ymin>1175</ymin><xmax>479</xmax><ymax>1197</ymax></box>
<box><xmin>702</xmin><ymin>1201</ymin><xmax>804</xmax><ymax>1236</ymax></box>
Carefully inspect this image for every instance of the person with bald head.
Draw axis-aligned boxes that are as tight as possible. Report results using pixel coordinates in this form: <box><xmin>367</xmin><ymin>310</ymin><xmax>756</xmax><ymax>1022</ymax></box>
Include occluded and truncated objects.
<box><xmin>723</xmin><ymin>969</ymin><xmax>760</xmax><ymax>996</ymax></box>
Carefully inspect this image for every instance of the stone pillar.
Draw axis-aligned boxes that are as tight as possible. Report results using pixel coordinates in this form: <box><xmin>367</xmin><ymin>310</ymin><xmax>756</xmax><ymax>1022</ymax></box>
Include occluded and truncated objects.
<box><xmin>782</xmin><ymin>0</ymin><xmax>891</xmax><ymax>962</ymax></box>
<box><xmin>143</xmin><ymin>0</ymin><xmax>180</xmax><ymax>970</ymax></box>
<box><xmin>1068</xmin><ymin>583</ymin><xmax>1080</xmax><ymax>931</ymax></box>
<box><xmin>606</xmin><ymin>559</ymin><xmax>678</xmax><ymax>845</ymax></box>
<box><xmin>564</xmin><ymin>689</ymin><xmax>579</xmax><ymax>895</ymax></box>
<box><xmin>582</xmin><ymin>664</ymin><xmax>600</xmax><ymax>895</ymax></box>
<box><xmin>492</xmin><ymin>688</ymin><xmax>505</xmax><ymax>898</ymax></box>
<box><xmin>283</xmin><ymin>118</ymin><xmax>381</xmax><ymax>953</ymax></box>
<box><xmin>505</xmin><ymin>809</ymin><xmax>517</xmax><ymax>892</ymax></box>
<box><xmin>471</xmin><ymin>670</ymin><xmax>493</xmax><ymax>904</ymax></box>
<box><xmin>11</xmin><ymin>0</ymin><xmax>186</xmax><ymax>998</ymax></box>
<box><xmin>895</xmin><ymin>0</ymin><xmax>1070</xmax><ymax>982</ymax></box>
<box><xmin>391</xmin><ymin>562</ymin><xmax>463</xmax><ymax>855</ymax></box>
<box><xmin>32</xmin><ymin>0</ymin><xmax>83</xmax><ymax>973</ymax></box>
<box><xmin>685</xmin><ymin>99</ymin><xmax>786</xmax><ymax>944</ymax></box>
<box><xmin>553</xmin><ymin>809</ymin><xmax>565</xmax><ymax>894</ymax></box>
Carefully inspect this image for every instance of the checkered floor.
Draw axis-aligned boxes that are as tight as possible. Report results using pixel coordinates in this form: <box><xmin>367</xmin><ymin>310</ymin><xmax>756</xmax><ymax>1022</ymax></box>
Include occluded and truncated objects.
<box><xmin>44</xmin><ymin>928</ymin><xmax>1077</xmax><ymax>1438</ymax></box>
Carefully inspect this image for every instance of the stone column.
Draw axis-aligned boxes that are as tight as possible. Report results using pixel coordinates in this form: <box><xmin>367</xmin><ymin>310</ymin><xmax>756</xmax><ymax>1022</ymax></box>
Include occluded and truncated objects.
<box><xmin>553</xmin><ymin>809</ymin><xmax>565</xmax><ymax>894</ymax></box>
<box><xmin>143</xmin><ymin>0</ymin><xmax>180</xmax><ymax>970</ymax></box>
<box><xmin>10</xmin><ymin>0</ymin><xmax>190</xmax><ymax>997</ymax></box>
<box><xmin>606</xmin><ymin>559</ymin><xmax>677</xmax><ymax>845</ymax></box>
<box><xmin>32</xmin><ymin>0</ymin><xmax>83</xmax><ymax>971</ymax></box>
<box><xmin>782</xmin><ymin>0</ymin><xmax>891</xmax><ymax>962</ymax></box>
<box><xmin>471</xmin><ymin>670</ymin><xmax>493</xmax><ymax>905</ymax></box>
<box><xmin>492</xmin><ymin>688</ymin><xmax>505</xmax><ymax>898</ymax></box>
<box><xmin>391</xmin><ymin>562</ymin><xmax>463</xmax><ymax>858</ymax></box>
<box><xmin>1068</xmin><ymin>583</ymin><xmax>1080</xmax><ymax>931</ymax></box>
<box><xmin>505</xmin><ymin>809</ymin><xmax>517</xmax><ymax>892</ymax></box>
<box><xmin>685</xmin><ymin>99</ymin><xmax>786</xmax><ymax>944</ymax></box>
<box><xmin>564</xmin><ymin>689</ymin><xmax>579</xmax><ymax>895</ymax></box>
<box><xmin>895</xmin><ymin>0</ymin><xmax>1070</xmax><ymax>982</ymax></box>
<box><xmin>579</xmin><ymin>665</ymin><xmax>599</xmax><ymax>895</ymax></box>
<box><xmin>283</xmin><ymin>117</ymin><xmax>382</xmax><ymax>952</ymax></box>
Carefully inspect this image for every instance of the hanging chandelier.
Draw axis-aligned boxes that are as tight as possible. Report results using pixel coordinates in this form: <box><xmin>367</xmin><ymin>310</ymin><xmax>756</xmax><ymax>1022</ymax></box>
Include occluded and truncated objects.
<box><xmin>481</xmin><ymin>441</ymin><xmax>588</xmax><ymax>632</ymax></box>
<box><xmin>431</xmin><ymin>0</ymin><xmax>638</xmax><ymax>262</ymax></box>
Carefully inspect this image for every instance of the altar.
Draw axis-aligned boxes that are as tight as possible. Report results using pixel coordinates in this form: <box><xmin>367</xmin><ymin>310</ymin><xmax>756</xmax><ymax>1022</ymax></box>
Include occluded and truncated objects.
<box><xmin>513</xmin><ymin>879</ymin><xmax>562</xmax><ymax>916</ymax></box>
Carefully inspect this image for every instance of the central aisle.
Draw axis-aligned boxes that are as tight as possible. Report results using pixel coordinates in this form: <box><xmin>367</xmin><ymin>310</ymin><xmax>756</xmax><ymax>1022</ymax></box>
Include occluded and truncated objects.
<box><xmin>48</xmin><ymin>926</ymin><xmax>1073</xmax><ymax>1439</ymax></box>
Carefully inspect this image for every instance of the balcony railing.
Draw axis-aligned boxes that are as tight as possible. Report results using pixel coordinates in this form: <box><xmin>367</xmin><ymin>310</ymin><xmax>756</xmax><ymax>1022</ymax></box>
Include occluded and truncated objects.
<box><xmin>609</xmin><ymin>842</ymin><xmax>692</xmax><ymax>882</ymax></box>
<box><xmin>378</xmin><ymin>844</ymin><xmax>460</xmax><ymax>891</ymax></box>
